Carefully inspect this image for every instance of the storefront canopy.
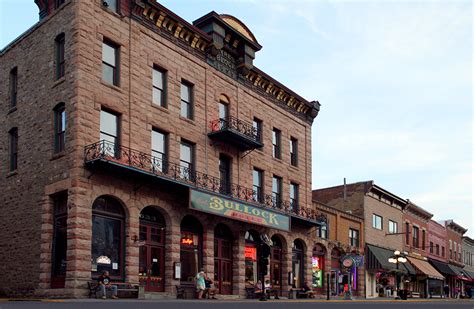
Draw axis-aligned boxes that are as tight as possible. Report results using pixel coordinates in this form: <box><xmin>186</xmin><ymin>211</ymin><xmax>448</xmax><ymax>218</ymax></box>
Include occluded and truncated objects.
<box><xmin>366</xmin><ymin>244</ymin><xmax>415</xmax><ymax>274</ymax></box>
<box><xmin>429</xmin><ymin>259</ymin><xmax>458</xmax><ymax>276</ymax></box>
<box><xmin>407</xmin><ymin>257</ymin><xmax>444</xmax><ymax>280</ymax></box>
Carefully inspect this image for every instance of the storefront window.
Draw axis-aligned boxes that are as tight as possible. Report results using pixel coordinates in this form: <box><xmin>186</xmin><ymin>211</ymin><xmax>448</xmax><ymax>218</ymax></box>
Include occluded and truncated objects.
<box><xmin>245</xmin><ymin>230</ymin><xmax>260</xmax><ymax>286</ymax></box>
<box><xmin>91</xmin><ymin>196</ymin><xmax>125</xmax><ymax>278</ymax></box>
<box><xmin>180</xmin><ymin>216</ymin><xmax>202</xmax><ymax>283</ymax></box>
<box><xmin>51</xmin><ymin>192</ymin><xmax>68</xmax><ymax>288</ymax></box>
<box><xmin>271</xmin><ymin>235</ymin><xmax>283</xmax><ymax>293</ymax></box>
<box><xmin>312</xmin><ymin>244</ymin><xmax>326</xmax><ymax>288</ymax></box>
<box><xmin>292</xmin><ymin>239</ymin><xmax>305</xmax><ymax>288</ymax></box>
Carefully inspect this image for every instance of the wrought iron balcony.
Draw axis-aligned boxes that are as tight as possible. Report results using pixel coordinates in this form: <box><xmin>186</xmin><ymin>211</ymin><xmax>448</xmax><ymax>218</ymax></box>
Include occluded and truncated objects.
<box><xmin>208</xmin><ymin>116</ymin><xmax>263</xmax><ymax>151</ymax></box>
<box><xmin>84</xmin><ymin>140</ymin><xmax>325</xmax><ymax>225</ymax></box>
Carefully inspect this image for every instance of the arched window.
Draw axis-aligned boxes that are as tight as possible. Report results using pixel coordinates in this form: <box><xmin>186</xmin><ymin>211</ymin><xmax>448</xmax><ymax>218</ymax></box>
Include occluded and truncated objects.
<box><xmin>312</xmin><ymin>244</ymin><xmax>326</xmax><ymax>288</ymax></box>
<box><xmin>292</xmin><ymin>239</ymin><xmax>306</xmax><ymax>288</ymax></box>
<box><xmin>53</xmin><ymin>103</ymin><xmax>66</xmax><ymax>153</ymax></box>
<box><xmin>214</xmin><ymin>224</ymin><xmax>233</xmax><ymax>294</ymax></box>
<box><xmin>180</xmin><ymin>215</ymin><xmax>203</xmax><ymax>284</ymax></box>
<box><xmin>91</xmin><ymin>196</ymin><xmax>125</xmax><ymax>279</ymax></box>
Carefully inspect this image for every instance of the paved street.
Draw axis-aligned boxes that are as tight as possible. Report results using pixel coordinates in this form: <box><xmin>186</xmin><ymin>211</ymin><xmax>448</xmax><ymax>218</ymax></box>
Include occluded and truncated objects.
<box><xmin>0</xmin><ymin>299</ymin><xmax>472</xmax><ymax>309</ymax></box>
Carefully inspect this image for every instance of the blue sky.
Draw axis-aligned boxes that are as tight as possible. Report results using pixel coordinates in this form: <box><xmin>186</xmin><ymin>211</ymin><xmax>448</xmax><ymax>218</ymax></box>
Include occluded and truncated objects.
<box><xmin>1</xmin><ymin>0</ymin><xmax>472</xmax><ymax>236</ymax></box>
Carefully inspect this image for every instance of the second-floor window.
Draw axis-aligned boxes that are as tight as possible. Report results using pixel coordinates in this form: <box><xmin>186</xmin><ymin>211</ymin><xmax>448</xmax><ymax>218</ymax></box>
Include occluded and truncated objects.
<box><xmin>102</xmin><ymin>41</ymin><xmax>119</xmax><ymax>86</ymax></box>
<box><xmin>151</xmin><ymin>129</ymin><xmax>167</xmax><ymax>172</ymax></box>
<box><xmin>272</xmin><ymin>176</ymin><xmax>282</xmax><ymax>208</ymax></box>
<box><xmin>10</xmin><ymin>67</ymin><xmax>17</xmax><ymax>108</ymax></box>
<box><xmin>442</xmin><ymin>246</ymin><xmax>445</xmax><ymax>257</ymax></box>
<box><xmin>436</xmin><ymin>244</ymin><xmax>440</xmax><ymax>255</ymax></box>
<box><xmin>272</xmin><ymin>129</ymin><xmax>281</xmax><ymax>159</ymax></box>
<box><xmin>289</xmin><ymin>182</ymin><xmax>299</xmax><ymax>211</ymax></box>
<box><xmin>54</xmin><ymin>103</ymin><xmax>66</xmax><ymax>153</ymax></box>
<box><xmin>9</xmin><ymin>128</ymin><xmax>18</xmax><ymax>171</ymax></box>
<box><xmin>317</xmin><ymin>224</ymin><xmax>328</xmax><ymax>239</ymax></box>
<box><xmin>429</xmin><ymin>242</ymin><xmax>434</xmax><ymax>254</ymax></box>
<box><xmin>422</xmin><ymin>230</ymin><xmax>426</xmax><ymax>250</ymax></box>
<box><xmin>252</xmin><ymin>118</ymin><xmax>262</xmax><ymax>142</ymax></box>
<box><xmin>180</xmin><ymin>141</ymin><xmax>194</xmax><ymax>180</ymax></box>
<box><xmin>412</xmin><ymin>226</ymin><xmax>419</xmax><ymax>248</ymax></box>
<box><xmin>55</xmin><ymin>33</ymin><xmax>65</xmax><ymax>79</ymax></box>
<box><xmin>290</xmin><ymin>137</ymin><xmax>298</xmax><ymax>166</ymax></box>
<box><xmin>388</xmin><ymin>220</ymin><xmax>398</xmax><ymax>234</ymax></box>
<box><xmin>100</xmin><ymin>109</ymin><xmax>119</xmax><ymax>157</ymax></box>
<box><xmin>405</xmin><ymin>222</ymin><xmax>410</xmax><ymax>245</ymax></box>
<box><xmin>252</xmin><ymin>168</ymin><xmax>263</xmax><ymax>203</ymax></box>
<box><xmin>152</xmin><ymin>67</ymin><xmax>166</xmax><ymax>107</ymax></box>
<box><xmin>349</xmin><ymin>228</ymin><xmax>359</xmax><ymax>247</ymax></box>
<box><xmin>180</xmin><ymin>81</ymin><xmax>193</xmax><ymax>119</ymax></box>
<box><xmin>372</xmin><ymin>214</ymin><xmax>382</xmax><ymax>230</ymax></box>
<box><xmin>219</xmin><ymin>101</ymin><xmax>228</xmax><ymax>121</ymax></box>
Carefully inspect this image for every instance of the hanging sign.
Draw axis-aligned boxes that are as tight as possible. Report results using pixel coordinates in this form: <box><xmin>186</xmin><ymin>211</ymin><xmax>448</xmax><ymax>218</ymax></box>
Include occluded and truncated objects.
<box><xmin>190</xmin><ymin>189</ymin><xmax>290</xmax><ymax>231</ymax></box>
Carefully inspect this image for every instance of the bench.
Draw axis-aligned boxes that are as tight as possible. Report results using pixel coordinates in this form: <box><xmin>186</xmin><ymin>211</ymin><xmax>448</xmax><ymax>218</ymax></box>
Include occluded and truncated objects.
<box><xmin>176</xmin><ymin>285</ymin><xmax>185</xmax><ymax>299</ymax></box>
<box><xmin>409</xmin><ymin>292</ymin><xmax>421</xmax><ymax>298</ymax></box>
<box><xmin>88</xmin><ymin>281</ymin><xmax>139</xmax><ymax>298</ymax></box>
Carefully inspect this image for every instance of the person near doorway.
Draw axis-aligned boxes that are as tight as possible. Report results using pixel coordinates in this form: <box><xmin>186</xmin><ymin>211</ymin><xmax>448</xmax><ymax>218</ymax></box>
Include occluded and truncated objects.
<box><xmin>196</xmin><ymin>269</ymin><xmax>206</xmax><ymax>299</ymax></box>
<box><xmin>443</xmin><ymin>284</ymin><xmax>449</xmax><ymax>298</ymax></box>
<box><xmin>97</xmin><ymin>271</ymin><xmax>118</xmax><ymax>299</ymax></box>
<box><xmin>204</xmin><ymin>274</ymin><xmax>217</xmax><ymax>299</ymax></box>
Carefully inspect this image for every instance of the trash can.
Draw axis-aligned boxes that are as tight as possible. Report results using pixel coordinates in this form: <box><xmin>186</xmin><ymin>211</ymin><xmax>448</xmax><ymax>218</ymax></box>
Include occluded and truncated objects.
<box><xmin>399</xmin><ymin>289</ymin><xmax>408</xmax><ymax>300</ymax></box>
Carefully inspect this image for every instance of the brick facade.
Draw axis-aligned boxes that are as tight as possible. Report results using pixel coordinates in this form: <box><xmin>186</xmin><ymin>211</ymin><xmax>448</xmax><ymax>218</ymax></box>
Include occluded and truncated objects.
<box><xmin>428</xmin><ymin>220</ymin><xmax>447</xmax><ymax>262</ymax></box>
<box><xmin>0</xmin><ymin>0</ymin><xmax>327</xmax><ymax>298</ymax></box>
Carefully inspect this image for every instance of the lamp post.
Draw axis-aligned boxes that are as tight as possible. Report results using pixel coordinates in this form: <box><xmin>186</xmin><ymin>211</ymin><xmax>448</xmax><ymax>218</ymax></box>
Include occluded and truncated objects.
<box><xmin>388</xmin><ymin>250</ymin><xmax>407</xmax><ymax>299</ymax></box>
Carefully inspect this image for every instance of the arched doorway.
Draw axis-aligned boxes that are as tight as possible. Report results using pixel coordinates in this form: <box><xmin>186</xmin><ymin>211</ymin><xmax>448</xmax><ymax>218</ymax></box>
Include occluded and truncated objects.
<box><xmin>91</xmin><ymin>196</ymin><xmax>125</xmax><ymax>280</ymax></box>
<box><xmin>180</xmin><ymin>215</ymin><xmax>203</xmax><ymax>286</ymax></box>
<box><xmin>330</xmin><ymin>247</ymin><xmax>343</xmax><ymax>295</ymax></box>
<box><xmin>244</xmin><ymin>230</ymin><xmax>261</xmax><ymax>286</ymax></box>
<box><xmin>292</xmin><ymin>239</ymin><xmax>306</xmax><ymax>288</ymax></box>
<box><xmin>214</xmin><ymin>223</ymin><xmax>233</xmax><ymax>294</ymax></box>
<box><xmin>312</xmin><ymin>244</ymin><xmax>326</xmax><ymax>290</ymax></box>
<box><xmin>139</xmin><ymin>206</ymin><xmax>166</xmax><ymax>292</ymax></box>
<box><xmin>270</xmin><ymin>235</ymin><xmax>284</xmax><ymax>295</ymax></box>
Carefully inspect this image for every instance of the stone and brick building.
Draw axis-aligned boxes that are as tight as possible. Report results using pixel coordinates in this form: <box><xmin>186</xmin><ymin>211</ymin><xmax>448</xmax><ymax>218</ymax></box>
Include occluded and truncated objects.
<box><xmin>313</xmin><ymin>181</ymin><xmax>414</xmax><ymax>298</ymax></box>
<box><xmin>461</xmin><ymin>236</ymin><xmax>474</xmax><ymax>294</ymax></box>
<box><xmin>402</xmin><ymin>202</ymin><xmax>444</xmax><ymax>298</ymax></box>
<box><xmin>0</xmin><ymin>0</ymin><xmax>331</xmax><ymax>298</ymax></box>
<box><xmin>443</xmin><ymin>220</ymin><xmax>468</xmax><ymax>297</ymax></box>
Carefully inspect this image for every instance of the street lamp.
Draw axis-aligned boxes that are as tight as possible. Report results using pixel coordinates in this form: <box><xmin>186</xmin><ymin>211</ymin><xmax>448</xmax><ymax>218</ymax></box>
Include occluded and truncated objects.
<box><xmin>388</xmin><ymin>250</ymin><xmax>407</xmax><ymax>299</ymax></box>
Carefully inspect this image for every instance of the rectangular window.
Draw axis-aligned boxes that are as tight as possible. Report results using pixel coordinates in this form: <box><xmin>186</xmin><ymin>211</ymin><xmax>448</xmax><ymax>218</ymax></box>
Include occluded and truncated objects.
<box><xmin>412</xmin><ymin>226</ymin><xmax>419</xmax><ymax>248</ymax></box>
<box><xmin>405</xmin><ymin>222</ymin><xmax>410</xmax><ymax>245</ymax></box>
<box><xmin>289</xmin><ymin>182</ymin><xmax>299</xmax><ymax>211</ymax></box>
<box><xmin>102</xmin><ymin>41</ymin><xmax>119</xmax><ymax>86</ymax></box>
<box><xmin>272</xmin><ymin>128</ymin><xmax>281</xmax><ymax>159</ymax></box>
<box><xmin>54</xmin><ymin>104</ymin><xmax>66</xmax><ymax>153</ymax></box>
<box><xmin>152</xmin><ymin>67</ymin><xmax>166</xmax><ymax>107</ymax></box>
<box><xmin>180</xmin><ymin>81</ymin><xmax>193</xmax><ymax>119</ymax></box>
<box><xmin>51</xmin><ymin>192</ymin><xmax>67</xmax><ymax>288</ymax></box>
<box><xmin>151</xmin><ymin>129</ymin><xmax>167</xmax><ymax>173</ymax></box>
<box><xmin>436</xmin><ymin>244</ymin><xmax>440</xmax><ymax>255</ymax></box>
<box><xmin>10</xmin><ymin>67</ymin><xmax>17</xmax><ymax>108</ymax></box>
<box><xmin>372</xmin><ymin>214</ymin><xmax>383</xmax><ymax>230</ymax></box>
<box><xmin>290</xmin><ymin>137</ymin><xmax>298</xmax><ymax>166</ymax></box>
<box><xmin>422</xmin><ymin>230</ymin><xmax>426</xmax><ymax>250</ymax></box>
<box><xmin>272</xmin><ymin>176</ymin><xmax>282</xmax><ymax>208</ymax></box>
<box><xmin>9</xmin><ymin>128</ymin><xmax>18</xmax><ymax>171</ymax></box>
<box><xmin>317</xmin><ymin>224</ymin><xmax>328</xmax><ymax>239</ymax></box>
<box><xmin>180</xmin><ymin>141</ymin><xmax>194</xmax><ymax>180</ymax></box>
<box><xmin>450</xmin><ymin>249</ymin><xmax>452</xmax><ymax>259</ymax></box>
<box><xmin>349</xmin><ymin>229</ymin><xmax>359</xmax><ymax>247</ymax></box>
<box><xmin>442</xmin><ymin>246</ymin><xmax>445</xmax><ymax>257</ymax></box>
<box><xmin>252</xmin><ymin>118</ymin><xmax>262</xmax><ymax>142</ymax></box>
<box><xmin>55</xmin><ymin>34</ymin><xmax>65</xmax><ymax>79</ymax></box>
<box><xmin>100</xmin><ymin>110</ymin><xmax>119</xmax><ymax>156</ymax></box>
<box><xmin>103</xmin><ymin>0</ymin><xmax>117</xmax><ymax>12</ymax></box>
<box><xmin>429</xmin><ymin>242</ymin><xmax>434</xmax><ymax>254</ymax></box>
<box><xmin>219</xmin><ymin>102</ymin><xmax>228</xmax><ymax>120</ymax></box>
<box><xmin>388</xmin><ymin>220</ymin><xmax>398</xmax><ymax>234</ymax></box>
<box><xmin>252</xmin><ymin>168</ymin><xmax>263</xmax><ymax>203</ymax></box>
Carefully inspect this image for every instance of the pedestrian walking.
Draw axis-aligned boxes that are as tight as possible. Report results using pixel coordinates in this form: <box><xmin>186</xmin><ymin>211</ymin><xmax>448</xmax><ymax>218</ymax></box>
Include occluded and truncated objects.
<box><xmin>195</xmin><ymin>268</ymin><xmax>206</xmax><ymax>299</ymax></box>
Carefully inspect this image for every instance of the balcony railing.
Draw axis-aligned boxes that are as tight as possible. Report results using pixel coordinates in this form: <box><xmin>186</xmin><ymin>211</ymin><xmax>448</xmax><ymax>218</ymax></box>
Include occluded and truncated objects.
<box><xmin>84</xmin><ymin>140</ymin><xmax>326</xmax><ymax>224</ymax></box>
<box><xmin>208</xmin><ymin>116</ymin><xmax>263</xmax><ymax>150</ymax></box>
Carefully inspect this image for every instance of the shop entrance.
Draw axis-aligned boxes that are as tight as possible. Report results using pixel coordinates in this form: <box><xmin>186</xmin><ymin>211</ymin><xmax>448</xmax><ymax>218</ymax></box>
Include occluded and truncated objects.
<box><xmin>139</xmin><ymin>207</ymin><xmax>166</xmax><ymax>292</ymax></box>
<box><xmin>270</xmin><ymin>235</ymin><xmax>283</xmax><ymax>295</ymax></box>
<box><xmin>214</xmin><ymin>224</ymin><xmax>233</xmax><ymax>295</ymax></box>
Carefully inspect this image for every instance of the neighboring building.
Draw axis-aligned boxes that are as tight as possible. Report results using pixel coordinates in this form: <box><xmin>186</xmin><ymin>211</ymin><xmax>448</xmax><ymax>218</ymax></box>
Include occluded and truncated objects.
<box><xmin>461</xmin><ymin>236</ymin><xmax>474</xmax><ymax>294</ymax></box>
<box><xmin>313</xmin><ymin>181</ymin><xmax>414</xmax><ymax>299</ymax></box>
<box><xmin>1</xmin><ymin>0</ymin><xmax>326</xmax><ymax>297</ymax></box>
<box><xmin>311</xmin><ymin>201</ymin><xmax>365</xmax><ymax>297</ymax></box>
<box><xmin>402</xmin><ymin>202</ymin><xmax>444</xmax><ymax>298</ymax></box>
<box><xmin>444</xmin><ymin>220</ymin><xmax>468</xmax><ymax>297</ymax></box>
<box><xmin>428</xmin><ymin>220</ymin><xmax>448</xmax><ymax>263</ymax></box>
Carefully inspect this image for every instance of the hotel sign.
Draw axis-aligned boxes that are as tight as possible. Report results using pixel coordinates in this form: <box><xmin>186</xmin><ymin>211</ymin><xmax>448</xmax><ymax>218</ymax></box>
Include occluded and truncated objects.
<box><xmin>190</xmin><ymin>190</ymin><xmax>290</xmax><ymax>231</ymax></box>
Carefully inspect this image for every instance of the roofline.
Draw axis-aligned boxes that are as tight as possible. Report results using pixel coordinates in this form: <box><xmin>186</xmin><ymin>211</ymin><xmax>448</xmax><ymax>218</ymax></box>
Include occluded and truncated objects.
<box><xmin>312</xmin><ymin>180</ymin><xmax>373</xmax><ymax>193</ymax></box>
<box><xmin>443</xmin><ymin>219</ymin><xmax>468</xmax><ymax>234</ymax></box>
<box><xmin>463</xmin><ymin>236</ymin><xmax>474</xmax><ymax>245</ymax></box>
<box><xmin>313</xmin><ymin>200</ymin><xmax>364</xmax><ymax>222</ymax></box>
<box><xmin>370</xmin><ymin>184</ymin><xmax>409</xmax><ymax>207</ymax></box>
<box><xmin>405</xmin><ymin>201</ymin><xmax>433</xmax><ymax>219</ymax></box>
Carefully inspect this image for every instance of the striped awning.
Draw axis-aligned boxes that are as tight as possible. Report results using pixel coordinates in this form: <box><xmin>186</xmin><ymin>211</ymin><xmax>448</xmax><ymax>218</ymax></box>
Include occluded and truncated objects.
<box><xmin>407</xmin><ymin>257</ymin><xmax>444</xmax><ymax>280</ymax></box>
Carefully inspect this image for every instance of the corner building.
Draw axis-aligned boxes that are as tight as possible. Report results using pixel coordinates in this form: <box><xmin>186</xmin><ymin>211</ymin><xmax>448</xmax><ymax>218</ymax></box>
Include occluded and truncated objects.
<box><xmin>0</xmin><ymin>0</ymin><xmax>325</xmax><ymax>298</ymax></box>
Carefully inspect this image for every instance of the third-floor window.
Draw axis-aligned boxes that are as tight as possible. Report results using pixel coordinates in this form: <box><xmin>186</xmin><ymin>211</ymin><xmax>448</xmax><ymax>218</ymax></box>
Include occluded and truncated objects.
<box><xmin>54</xmin><ymin>103</ymin><xmax>66</xmax><ymax>153</ymax></box>
<box><xmin>252</xmin><ymin>118</ymin><xmax>262</xmax><ymax>142</ymax></box>
<box><xmin>272</xmin><ymin>176</ymin><xmax>282</xmax><ymax>208</ymax></box>
<box><xmin>180</xmin><ymin>81</ymin><xmax>193</xmax><ymax>119</ymax></box>
<box><xmin>55</xmin><ymin>33</ymin><xmax>65</xmax><ymax>79</ymax></box>
<box><xmin>272</xmin><ymin>128</ymin><xmax>281</xmax><ymax>159</ymax></box>
<box><xmin>152</xmin><ymin>67</ymin><xmax>166</xmax><ymax>107</ymax></box>
<box><xmin>290</xmin><ymin>137</ymin><xmax>298</xmax><ymax>166</ymax></box>
<box><xmin>388</xmin><ymin>220</ymin><xmax>398</xmax><ymax>234</ymax></box>
<box><xmin>289</xmin><ymin>182</ymin><xmax>298</xmax><ymax>211</ymax></box>
<box><xmin>180</xmin><ymin>140</ymin><xmax>194</xmax><ymax>180</ymax></box>
<box><xmin>10</xmin><ymin>67</ymin><xmax>17</xmax><ymax>108</ymax></box>
<box><xmin>102</xmin><ymin>41</ymin><xmax>119</xmax><ymax>86</ymax></box>
<box><xmin>372</xmin><ymin>214</ymin><xmax>383</xmax><ymax>230</ymax></box>
<box><xmin>252</xmin><ymin>168</ymin><xmax>263</xmax><ymax>203</ymax></box>
<box><xmin>349</xmin><ymin>228</ymin><xmax>359</xmax><ymax>247</ymax></box>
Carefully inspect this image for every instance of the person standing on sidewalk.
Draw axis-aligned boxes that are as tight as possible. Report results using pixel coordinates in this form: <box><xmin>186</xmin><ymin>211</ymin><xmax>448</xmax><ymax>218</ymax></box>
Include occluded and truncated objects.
<box><xmin>443</xmin><ymin>284</ymin><xmax>449</xmax><ymax>298</ymax></box>
<box><xmin>98</xmin><ymin>271</ymin><xmax>118</xmax><ymax>299</ymax></box>
<box><xmin>196</xmin><ymin>268</ymin><xmax>206</xmax><ymax>299</ymax></box>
